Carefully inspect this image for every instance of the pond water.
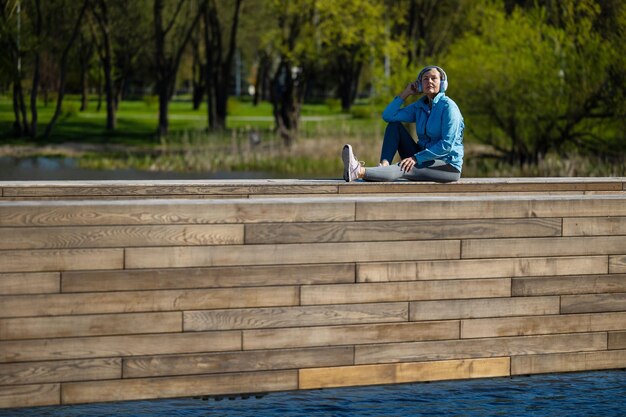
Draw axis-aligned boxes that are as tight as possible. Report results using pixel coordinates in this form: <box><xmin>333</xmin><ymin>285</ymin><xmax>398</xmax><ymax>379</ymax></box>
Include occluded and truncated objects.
<box><xmin>0</xmin><ymin>156</ymin><xmax>271</xmax><ymax>181</ymax></box>
<box><xmin>5</xmin><ymin>370</ymin><xmax>626</xmax><ymax>417</ymax></box>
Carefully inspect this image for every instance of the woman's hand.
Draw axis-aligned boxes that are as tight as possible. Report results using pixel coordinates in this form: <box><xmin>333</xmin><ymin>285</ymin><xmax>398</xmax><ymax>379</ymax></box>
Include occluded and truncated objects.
<box><xmin>399</xmin><ymin>156</ymin><xmax>417</xmax><ymax>172</ymax></box>
<box><xmin>399</xmin><ymin>82</ymin><xmax>418</xmax><ymax>100</ymax></box>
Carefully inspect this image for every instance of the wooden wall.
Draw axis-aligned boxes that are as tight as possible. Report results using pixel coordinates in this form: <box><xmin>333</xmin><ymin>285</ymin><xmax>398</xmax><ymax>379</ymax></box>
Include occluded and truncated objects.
<box><xmin>1</xmin><ymin>179</ymin><xmax>625</xmax><ymax>409</ymax></box>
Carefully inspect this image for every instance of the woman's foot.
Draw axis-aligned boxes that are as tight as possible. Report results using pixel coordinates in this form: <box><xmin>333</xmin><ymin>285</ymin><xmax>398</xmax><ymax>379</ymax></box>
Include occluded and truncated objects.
<box><xmin>342</xmin><ymin>144</ymin><xmax>362</xmax><ymax>182</ymax></box>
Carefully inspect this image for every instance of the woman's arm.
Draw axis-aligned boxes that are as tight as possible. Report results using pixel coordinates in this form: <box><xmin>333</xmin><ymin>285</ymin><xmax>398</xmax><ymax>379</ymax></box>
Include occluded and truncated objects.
<box><xmin>414</xmin><ymin>102</ymin><xmax>463</xmax><ymax>164</ymax></box>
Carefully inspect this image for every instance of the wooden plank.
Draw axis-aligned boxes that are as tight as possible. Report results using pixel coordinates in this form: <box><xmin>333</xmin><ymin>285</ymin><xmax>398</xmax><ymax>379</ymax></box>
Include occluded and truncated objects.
<box><xmin>184</xmin><ymin>302</ymin><xmax>409</xmax><ymax>332</ymax></box>
<box><xmin>243</xmin><ymin>321</ymin><xmax>460</xmax><ymax>350</ymax></box>
<box><xmin>299</xmin><ymin>357</ymin><xmax>510</xmax><ymax>390</ymax></box>
<box><xmin>358</xmin><ymin>256</ymin><xmax>607</xmax><ymax>282</ymax></box>
<box><xmin>0</xmin><ymin>331</ymin><xmax>241</xmax><ymax>363</ymax></box>
<box><xmin>0</xmin><ymin>384</ymin><xmax>60</xmax><ymax>408</ymax></box>
<box><xmin>0</xmin><ymin>248</ymin><xmax>123</xmax><ymax>273</ymax></box>
<box><xmin>561</xmin><ymin>293</ymin><xmax>626</xmax><ymax>314</ymax></box>
<box><xmin>0</xmin><ymin>358</ymin><xmax>121</xmax><ymax>386</ymax></box>
<box><xmin>339</xmin><ymin>178</ymin><xmax>624</xmax><ymax>194</ymax></box>
<box><xmin>409</xmin><ymin>296</ymin><xmax>559</xmax><ymax>321</ymax></box>
<box><xmin>0</xmin><ymin>312</ymin><xmax>182</xmax><ymax>340</ymax></box>
<box><xmin>123</xmin><ymin>346</ymin><xmax>353</xmax><ymax>378</ymax></box>
<box><xmin>355</xmin><ymin>195</ymin><xmax>626</xmax><ymax>221</ymax></box>
<box><xmin>608</xmin><ymin>331</ymin><xmax>626</xmax><ymax>349</ymax></box>
<box><xmin>0</xmin><ymin>199</ymin><xmax>354</xmax><ymax>226</ymax></box>
<box><xmin>0</xmin><ymin>224</ymin><xmax>243</xmax><ymax>250</ymax></box>
<box><xmin>61</xmin><ymin>264</ymin><xmax>355</xmax><ymax>293</ymax></box>
<box><xmin>610</xmin><ymin>255</ymin><xmax>626</xmax><ymax>273</ymax></box>
<box><xmin>461</xmin><ymin>312</ymin><xmax>626</xmax><ymax>339</ymax></box>
<box><xmin>0</xmin><ymin>286</ymin><xmax>298</xmax><ymax>318</ymax></box>
<box><xmin>462</xmin><ymin>236</ymin><xmax>626</xmax><ymax>259</ymax></box>
<box><xmin>511</xmin><ymin>349</ymin><xmax>626</xmax><ymax>375</ymax></box>
<box><xmin>125</xmin><ymin>240</ymin><xmax>460</xmax><ymax>269</ymax></box>
<box><xmin>0</xmin><ymin>272</ymin><xmax>59</xmax><ymax>295</ymax></box>
<box><xmin>355</xmin><ymin>332</ymin><xmax>607</xmax><ymax>365</ymax></box>
<box><xmin>300</xmin><ymin>278</ymin><xmax>510</xmax><ymax>305</ymax></box>
<box><xmin>512</xmin><ymin>274</ymin><xmax>626</xmax><ymax>296</ymax></box>
<box><xmin>62</xmin><ymin>370</ymin><xmax>298</xmax><ymax>404</ymax></box>
<box><xmin>563</xmin><ymin>217</ymin><xmax>626</xmax><ymax>236</ymax></box>
<box><xmin>245</xmin><ymin>218</ymin><xmax>561</xmax><ymax>244</ymax></box>
<box><xmin>3</xmin><ymin>180</ymin><xmax>339</xmax><ymax>197</ymax></box>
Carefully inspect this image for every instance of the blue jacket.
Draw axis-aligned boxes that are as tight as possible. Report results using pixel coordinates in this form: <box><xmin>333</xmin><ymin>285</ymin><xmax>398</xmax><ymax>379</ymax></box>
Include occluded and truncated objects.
<box><xmin>382</xmin><ymin>93</ymin><xmax>464</xmax><ymax>171</ymax></box>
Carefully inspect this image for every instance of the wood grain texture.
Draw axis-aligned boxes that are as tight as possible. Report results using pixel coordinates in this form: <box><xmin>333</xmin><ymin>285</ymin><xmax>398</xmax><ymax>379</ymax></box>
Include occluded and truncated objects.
<box><xmin>355</xmin><ymin>333</ymin><xmax>607</xmax><ymax>365</ymax></box>
<box><xmin>0</xmin><ymin>272</ymin><xmax>59</xmax><ymax>295</ymax></box>
<box><xmin>461</xmin><ymin>312</ymin><xmax>626</xmax><ymax>339</ymax></box>
<box><xmin>0</xmin><ymin>199</ymin><xmax>353</xmax><ymax>226</ymax></box>
<box><xmin>184</xmin><ymin>303</ymin><xmax>408</xmax><ymax>331</ymax></box>
<box><xmin>0</xmin><ymin>224</ymin><xmax>243</xmax><ymax>250</ymax></box>
<box><xmin>0</xmin><ymin>358</ymin><xmax>120</xmax><ymax>385</ymax></box>
<box><xmin>0</xmin><ymin>312</ymin><xmax>182</xmax><ymax>340</ymax></box>
<box><xmin>610</xmin><ymin>255</ymin><xmax>626</xmax><ymax>273</ymax></box>
<box><xmin>62</xmin><ymin>370</ymin><xmax>298</xmax><ymax>404</ymax></box>
<box><xmin>563</xmin><ymin>217</ymin><xmax>626</xmax><ymax>236</ymax></box>
<box><xmin>409</xmin><ymin>297</ymin><xmax>559</xmax><ymax>321</ymax></box>
<box><xmin>608</xmin><ymin>331</ymin><xmax>626</xmax><ymax>349</ymax></box>
<box><xmin>0</xmin><ymin>331</ymin><xmax>241</xmax><ymax>363</ymax></box>
<box><xmin>299</xmin><ymin>357</ymin><xmax>510</xmax><ymax>389</ymax></box>
<box><xmin>123</xmin><ymin>346</ymin><xmax>353</xmax><ymax>378</ymax></box>
<box><xmin>0</xmin><ymin>383</ymin><xmax>60</xmax><ymax>408</ymax></box>
<box><xmin>301</xmin><ymin>279</ymin><xmax>510</xmax><ymax>305</ymax></box>
<box><xmin>245</xmin><ymin>218</ymin><xmax>561</xmax><ymax>244</ymax></box>
<box><xmin>0</xmin><ymin>287</ymin><xmax>298</xmax><ymax>318</ymax></box>
<box><xmin>462</xmin><ymin>236</ymin><xmax>626</xmax><ymax>259</ymax></box>
<box><xmin>0</xmin><ymin>248</ymin><xmax>123</xmax><ymax>273</ymax></box>
<box><xmin>560</xmin><ymin>293</ymin><xmax>626</xmax><ymax>314</ymax></box>
<box><xmin>511</xmin><ymin>349</ymin><xmax>626</xmax><ymax>375</ymax></box>
<box><xmin>243</xmin><ymin>321</ymin><xmax>460</xmax><ymax>350</ymax></box>
<box><xmin>512</xmin><ymin>274</ymin><xmax>626</xmax><ymax>296</ymax></box>
<box><xmin>355</xmin><ymin>195</ymin><xmax>626</xmax><ymax>221</ymax></box>
<box><xmin>358</xmin><ymin>256</ymin><xmax>607</xmax><ymax>282</ymax></box>
<box><xmin>125</xmin><ymin>240</ymin><xmax>460</xmax><ymax>269</ymax></box>
<box><xmin>61</xmin><ymin>264</ymin><xmax>355</xmax><ymax>292</ymax></box>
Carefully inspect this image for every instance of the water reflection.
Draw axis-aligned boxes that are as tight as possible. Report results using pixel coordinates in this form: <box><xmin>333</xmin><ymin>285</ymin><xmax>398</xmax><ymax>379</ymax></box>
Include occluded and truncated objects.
<box><xmin>0</xmin><ymin>156</ymin><xmax>271</xmax><ymax>181</ymax></box>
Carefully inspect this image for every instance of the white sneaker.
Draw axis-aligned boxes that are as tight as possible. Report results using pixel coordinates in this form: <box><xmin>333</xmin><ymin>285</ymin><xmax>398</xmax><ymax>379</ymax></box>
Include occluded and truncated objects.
<box><xmin>342</xmin><ymin>144</ymin><xmax>362</xmax><ymax>182</ymax></box>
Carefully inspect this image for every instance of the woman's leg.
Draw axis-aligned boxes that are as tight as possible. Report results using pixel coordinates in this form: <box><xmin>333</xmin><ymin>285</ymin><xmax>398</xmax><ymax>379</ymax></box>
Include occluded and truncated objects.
<box><xmin>363</xmin><ymin>160</ymin><xmax>460</xmax><ymax>183</ymax></box>
<box><xmin>380</xmin><ymin>122</ymin><xmax>421</xmax><ymax>164</ymax></box>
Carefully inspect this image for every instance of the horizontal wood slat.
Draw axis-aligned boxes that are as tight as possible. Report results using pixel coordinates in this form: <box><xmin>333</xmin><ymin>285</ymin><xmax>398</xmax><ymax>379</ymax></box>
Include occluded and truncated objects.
<box><xmin>61</xmin><ymin>264</ymin><xmax>355</xmax><ymax>293</ymax></box>
<box><xmin>123</xmin><ymin>346</ymin><xmax>353</xmax><ymax>378</ymax></box>
<box><xmin>0</xmin><ymin>273</ymin><xmax>60</xmax><ymax>295</ymax></box>
<box><xmin>563</xmin><ymin>217</ymin><xmax>626</xmax><ymax>236</ymax></box>
<box><xmin>560</xmin><ymin>293</ymin><xmax>626</xmax><ymax>314</ymax></box>
<box><xmin>125</xmin><ymin>240</ymin><xmax>460</xmax><ymax>269</ymax></box>
<box><xmin>608</xmin><ymin>331</ymin><xmax>626</xmax><ymax>349</ymax></box>
<box><xmin>243</xmin><ymin>321</ymin><xmax>460</xmax><ymax>350</ymax></box>
<box><xmin>0</xmin><ymin>384</ymin><xmax>60</xmax><ymax>408</ymax></box>
<box><xmin>0</xmin><ymin>225</ymin><xmax>243</xmax><ymax>250</ymax></box>
<box><xmin>610</xmin><ymin>255</ymin><xmax>626</xmax><ymax>273</ymax></box>
<box><xmin>0</xmin><ymin>249</ymin><xmax>123</xmax><ymax>273</ymax></box>
<box><xmin>358</xmin><ymin>256</ymin><xmax>607</xmax><ymax>282</ymax></box>
<box><xmin>0</xmin><ymin>331</ymin><xmax>242</xmax><ymax>363</ymax></box>
<box><xmin>0</xmin><ymin>287</ymin><xmax>299</xmax><ymax>318</ymax></box>
<box><xmin>409</xmin><ymin>297</ymin><xmax>559</xmax><ymax>321</ymax></box>
<box><xmin>355</xmin><ymin>333</ymin><xmax>607</xmax><ymax>365</ymax></box>
<box><xmin>299</xmin><ymin>357</ymin><xmax>510</xmax><ymax>390</ymax></box>
<box><xmin>184</xmin><ymin>303</ymin><xmax>409</xmax><ymax>331</ymax></box>
<box><xmin>511</xmin><ymin>349</ymin><xmax>626</xmax><ymax>375</ymax></box>
<box><xmin>0</xmin><ymin>358</ymin><xmax>121</xmax><ymax>386</ymax></box>
<box><xmin>512</xmin><ymin>274</ymin><xmax>626</xmax><ymax>296</ymax></box>
<box><xmin>62</xmin><ymin>370</ymin><xmax>298</xmax><ymax>404</ymax></box>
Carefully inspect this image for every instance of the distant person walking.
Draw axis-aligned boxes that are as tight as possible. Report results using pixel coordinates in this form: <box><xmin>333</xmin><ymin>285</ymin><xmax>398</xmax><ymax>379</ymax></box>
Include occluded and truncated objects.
<box><xmin>342</xmin><ymin>65</ymin><xmax>464</xmax><ymax>183</ymax></box>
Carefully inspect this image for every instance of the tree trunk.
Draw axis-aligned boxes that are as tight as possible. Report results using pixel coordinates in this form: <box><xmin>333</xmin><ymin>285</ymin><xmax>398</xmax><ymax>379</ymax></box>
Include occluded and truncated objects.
<box><xmin>12</xmin><ymin>82</ymin><xmax>29</xmax><ymax>136</ymax></box>
<box><xmin>271</xmin><ymin>59</ymin><xmax>303</xmax><ymax>148</ymax></box>
<box><xmin>92</xmin><ymin>0</ymin><xmax>116</xmax><ymax>130</ymax></box>
<box><xmin>43</xmin><ymin>0</ymin><xmax>89</xmax><ymax>140</ymax></box>
<box><xmin>29</xmin><ymin>0</ymin><xmax>43</xmax><ymax>138</ymax></box>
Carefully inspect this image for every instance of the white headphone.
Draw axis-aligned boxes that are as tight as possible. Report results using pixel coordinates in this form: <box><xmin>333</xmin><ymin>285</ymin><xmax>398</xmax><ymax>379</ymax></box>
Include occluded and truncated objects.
<box><xmin>417</xmin><ymin>66</ymin><xmax>448</xmax><ymax>93</ymax></box>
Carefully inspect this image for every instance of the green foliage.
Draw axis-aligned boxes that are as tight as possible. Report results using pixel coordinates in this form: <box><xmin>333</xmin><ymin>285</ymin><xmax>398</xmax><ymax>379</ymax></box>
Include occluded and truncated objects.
<box><xmin>443</xmin><ymin>0</ymin><xmax>624</xmax><ymax>162</ymax></box>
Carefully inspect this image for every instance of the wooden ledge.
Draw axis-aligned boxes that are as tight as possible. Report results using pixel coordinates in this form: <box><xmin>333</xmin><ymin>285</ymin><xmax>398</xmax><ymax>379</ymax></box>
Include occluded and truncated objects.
<box><xmin>0</xmin><ymin>177</ymin><xmax>624</xmax><ymax>200</ymax></box>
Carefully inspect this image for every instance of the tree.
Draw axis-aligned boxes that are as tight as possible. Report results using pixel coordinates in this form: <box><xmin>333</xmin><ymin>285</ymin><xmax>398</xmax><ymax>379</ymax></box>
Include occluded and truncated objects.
<box><xmin>153</xmin><ymin>0</ymin><xmax>204</xmax><ymax>138</ymax></box>
<box><xmin>89</xmin><ymin>0</ymin><xmax>116</xmax><ymax>130</ymax></box>
<box><xmin>315</xmin><ymin>0</ymin><xmax>386</xmax><ymax>111</ymax></box>
<box><xmin>202</xmin><ymin>0</ymin><xmax>243</xmax><ymax>130</ymax></box>
<box><xmin>444</xmin><ymin>0</ymin><xmax>621</xmax><ymax>163</ymax></box>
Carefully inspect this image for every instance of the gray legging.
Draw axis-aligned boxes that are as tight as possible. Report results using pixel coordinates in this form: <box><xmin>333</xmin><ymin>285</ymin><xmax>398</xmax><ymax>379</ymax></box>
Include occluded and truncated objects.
<box><xmin>363</xmin><ymin>159</ymin><xmax>461</xmax><ymax>183</ymax></box>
